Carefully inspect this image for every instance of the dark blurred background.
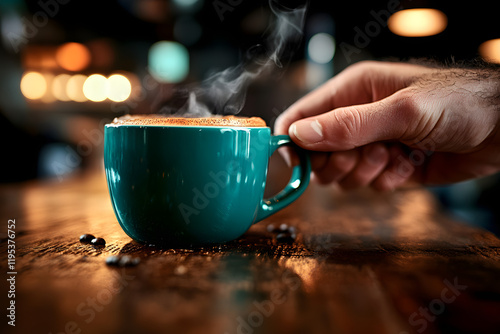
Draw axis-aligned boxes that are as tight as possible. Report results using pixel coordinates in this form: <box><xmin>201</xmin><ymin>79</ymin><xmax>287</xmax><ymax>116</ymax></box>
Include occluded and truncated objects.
<box><xmin>0</xmin><ymin>0</ymin><xmax>499</xmax><ymax>232</ymax></box>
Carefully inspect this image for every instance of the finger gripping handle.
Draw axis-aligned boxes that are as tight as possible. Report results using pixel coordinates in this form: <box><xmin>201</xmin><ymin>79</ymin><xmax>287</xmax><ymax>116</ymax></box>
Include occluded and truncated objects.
<box><xmin>254</xmin><ymin>135</ymin><xmax>311</xmax><ymax>223</ymax></box>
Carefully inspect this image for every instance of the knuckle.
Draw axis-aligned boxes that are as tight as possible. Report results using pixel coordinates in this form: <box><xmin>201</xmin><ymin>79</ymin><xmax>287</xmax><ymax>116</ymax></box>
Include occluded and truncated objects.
<box><xmin>388</xmin><ymin>88</ymin><xmax>422</xmax><ymax>139</ymax></box>
<box><xmin>330</xmin><ymin>107</ymin><xmax>363</xmax><ymax>146</ymax></box>
<box><xmin>395</xmin><ymin>88</ymin><xmax>420</xmax><ymax>114</ymax></box>
<box><xmin>342</xmin><ymin>60</ymin><xmax>380</xmax><ymax>79</ymax></box>
<box><xmin>328</xmin><ymin>151</ymin><xmax>358</xmax><ymax>177</ymax></box>
<box><xmin>351</xmin><ymin>60</ymin><xmax>379</xmax><ymax>72</ymax></box>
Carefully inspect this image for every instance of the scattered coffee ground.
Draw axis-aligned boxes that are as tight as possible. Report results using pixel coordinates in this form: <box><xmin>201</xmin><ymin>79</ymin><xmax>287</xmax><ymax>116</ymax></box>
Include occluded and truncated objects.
<box><xmin>106</xmin><ymin>255</ymin><xmax>140</xmax><ymax>267</ymax></box>
<box><xmin>79</xmin><ymin>234</ymin><xmax>96</xmax><ymax>243</ymax></box>
<box><xmin>91</xmin><ymin>237</ymin><xmax>106</xmax><ymax>246</ymax></box>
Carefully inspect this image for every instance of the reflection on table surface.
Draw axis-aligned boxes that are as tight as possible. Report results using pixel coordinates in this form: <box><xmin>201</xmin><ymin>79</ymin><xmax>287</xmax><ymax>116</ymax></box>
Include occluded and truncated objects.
<box><xmin>0</xmin><ymin>171</ymin><xmax>499</xmax><ymax>334</ymax></box>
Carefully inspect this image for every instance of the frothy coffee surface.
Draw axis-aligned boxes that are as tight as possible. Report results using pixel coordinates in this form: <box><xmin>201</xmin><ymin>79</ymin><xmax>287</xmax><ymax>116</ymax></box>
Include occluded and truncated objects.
<box><xmin>110</xmin><ymin>115</ymin><xmax>267</xmax><ymax>127</ymax></box>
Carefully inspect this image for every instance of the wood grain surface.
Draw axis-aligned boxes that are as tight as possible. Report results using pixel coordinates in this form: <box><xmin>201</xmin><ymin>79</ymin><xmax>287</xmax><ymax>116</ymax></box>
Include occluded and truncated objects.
<box><xmin>0</xmin><ymin>168</ymin><xmax>499</xmax><ymax>334</ymax></box>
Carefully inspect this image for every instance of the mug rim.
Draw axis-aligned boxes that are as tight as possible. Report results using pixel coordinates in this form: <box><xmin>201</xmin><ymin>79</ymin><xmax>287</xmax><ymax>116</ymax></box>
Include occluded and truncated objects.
<box><xmin>105</xmin><ymin>124</ymin><xmax>270</xmax><ymax>129</ymax></box>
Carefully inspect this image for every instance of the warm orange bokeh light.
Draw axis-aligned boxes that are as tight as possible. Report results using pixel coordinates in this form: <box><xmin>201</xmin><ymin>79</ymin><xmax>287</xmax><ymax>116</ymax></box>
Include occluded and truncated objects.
<box><xmin>479</xmin><ymin>39</ymin><xmax>500</xmax><ymax>64</ymax></box>
<box><xmin>83</xmin><ymin>74</ymin><xmax>108</xmax><ymax>102</ymax></box>
<box><xmin>388</xmin><ymin>8</ymin><xmax>447</xmax><ymax>37</ymax></box>
<box><xmin>107</xmin><ymin>74</ymin><xmax>132</xmax><ymax>102</ymax></box>
<box><xmin>20</xmin><ymin>72</ymin><xmax>47</xmax><ymax>100</ymax></box>
<box><xmin>56</xmin><ymin>42</ymin><xmax>91</xmax><ymax>71</ymax></box>
<box><xmin>52</xmin><ymin>74</ymin><xmax>72</xmax><ymax>101</ymax></box>
<box><xmin>22</xmin><ymin>46</ymin><xmax>58</xmax><ymax>69</ymax></box>
<box><xmin>66</xmin><ymin>74</ymin><xmax>88</xmax><ymax>102</ymax></box>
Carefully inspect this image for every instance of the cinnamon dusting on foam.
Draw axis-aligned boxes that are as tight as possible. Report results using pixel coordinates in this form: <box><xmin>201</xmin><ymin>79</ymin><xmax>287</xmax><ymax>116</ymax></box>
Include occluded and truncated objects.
<box><xmin>110</xmin><ymin>115</ymin><xmax>267</xmax><ymax>127</ymax></box>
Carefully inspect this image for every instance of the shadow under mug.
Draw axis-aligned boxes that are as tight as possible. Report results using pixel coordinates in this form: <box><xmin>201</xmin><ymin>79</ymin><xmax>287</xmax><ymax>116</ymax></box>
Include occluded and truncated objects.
<box><xmin>104</xmin><ymin>123</ymin><xmax>310</xmax><ymax>246</ymax></box>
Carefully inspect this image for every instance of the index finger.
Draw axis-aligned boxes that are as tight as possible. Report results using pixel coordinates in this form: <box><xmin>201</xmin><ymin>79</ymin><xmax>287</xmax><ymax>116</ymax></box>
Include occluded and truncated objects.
<box><xmin>274</xmin><ymin>61</ymin><xmax>374</xmax><ymax>135</ymax></box>
<box><xmin>274</xmin><ymin>60</ymin><xmax>432</xmax><ymax>136</ymax></box>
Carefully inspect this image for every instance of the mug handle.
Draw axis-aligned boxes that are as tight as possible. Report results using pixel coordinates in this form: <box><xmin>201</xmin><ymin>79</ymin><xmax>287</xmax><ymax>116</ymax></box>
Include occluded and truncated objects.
<box><xmin>254</xmin><ymin>135</ymin><xmax>311</xmax><ymax>223</ymax></box>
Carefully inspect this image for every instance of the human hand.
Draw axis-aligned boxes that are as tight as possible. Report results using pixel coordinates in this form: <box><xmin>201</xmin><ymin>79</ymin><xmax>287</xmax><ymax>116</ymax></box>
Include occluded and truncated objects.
<box><xmin>275</xmin><ymin>61</ymin><xmax>500</xmax><ymax>190</ymax></box>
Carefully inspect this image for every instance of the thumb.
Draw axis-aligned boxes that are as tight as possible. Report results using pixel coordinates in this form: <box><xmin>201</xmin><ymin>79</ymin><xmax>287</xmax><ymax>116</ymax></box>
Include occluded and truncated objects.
<box><xmin>288</xmin><ymin>92</ymin><xmax>413</xmax><ymax>151</ymax></box>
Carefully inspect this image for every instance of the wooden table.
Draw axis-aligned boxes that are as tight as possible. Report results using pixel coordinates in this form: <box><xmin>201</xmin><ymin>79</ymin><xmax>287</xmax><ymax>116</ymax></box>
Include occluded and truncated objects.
<box><xmin>1</xmin><ymin>167</ymin><xmax>500</xmax><ymax>334</ymax></box>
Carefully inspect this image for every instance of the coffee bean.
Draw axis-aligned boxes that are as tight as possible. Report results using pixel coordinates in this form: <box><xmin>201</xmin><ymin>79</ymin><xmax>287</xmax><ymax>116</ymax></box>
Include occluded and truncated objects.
<box><xmin>105</xmin><ymin>255</ymin><xmax>140</xmax><ymax>267</ymax></box>
<box><xmin>276</xmin><ymin>232</ymin><xmax>296</xmax><ymax>243</ymax></box>
<box><xmin>105</xmin><ymin>255</ymin><xmax>120</xmax><ymax>265</ymax></box>
<box><xmin>79</xmin><ymin>234</ymin><xmax>96</xmax><ymax>243</ymax></box>
<box><xmin>267</xmin><ymin>223</ymin><xmax>287</xmax><ymax>233</ymax></box>
<box><xmin>279</xmin><ymin>223</ymin><xmax>289</xmax><ymax>231</ymax></box>
<box><xmin>119</xmin><ymin>255</ymin><xmax>131</xmax><ymax>265</ymax></box>
<box><xmin>267</xmin><ymin>223</ymin><xmax>298</xmax><ymax>236</ymax></box>
<box><xmin>266</xmin><ymin>224</ymin><xmax>276</xmax><ymax>233</ymax></box>
<box><xmin>119</xmin><ymin>255</ymin><xmax>141</xmax><ymax>267</ymax></box>
<box><xmin>91</xmin><ymin>237</ymin><xmax>106</xmax><ymax>246</ymax></box>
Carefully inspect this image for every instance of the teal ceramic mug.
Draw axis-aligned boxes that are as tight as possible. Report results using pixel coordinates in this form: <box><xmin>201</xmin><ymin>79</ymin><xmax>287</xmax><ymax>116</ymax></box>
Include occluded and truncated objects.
<box><xmin>104</xmin><ymin>117</ymin><xmax>310</xmax><ymax>246</ymax></box>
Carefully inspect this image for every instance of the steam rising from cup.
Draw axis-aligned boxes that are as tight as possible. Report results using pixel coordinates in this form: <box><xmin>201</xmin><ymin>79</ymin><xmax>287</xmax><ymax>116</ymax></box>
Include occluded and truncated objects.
<box><xmin>161</xmin><ymin>0</ymin><xmax>307</xmax><ymax>117</ymax></box>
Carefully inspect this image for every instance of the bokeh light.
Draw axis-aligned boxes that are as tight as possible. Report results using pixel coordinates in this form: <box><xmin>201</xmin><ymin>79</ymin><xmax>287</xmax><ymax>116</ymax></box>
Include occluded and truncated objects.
<box><xmin>20</xmin><ymin>72</ymin><xmax>47</xmax><ymax>100</ymax></box>
<box><xmin>173</xmin><ymin>0</ymin><xmax>200</xmax><ymax>6</ymax></box>
<box><xmin>83</xmin><ymin>74</ymin><xmax>108</xmax><ymax>102</ymax></box>
<box><xmin>308</xmin><ymin>33</ymin><xmax>335</xmax><ymax>64</ymax></box>
<box><xmin>66</xmin><ymin>74</ymin><xmax>88</xmax><ymax>102</ymax></box>
<box><xmin>52</xmin><ymin>74</ymin><xmax>71</xmax><ymax>101</ymax></box>
<box><xmin>148</xmin><ymin>41</ymin><xmax>189</xmax><ymax>83</ymax></box>
<box><xmin>479</xmin><ymin>39</ymin><xmax>500</xmax><ymax>64</ymax></box>
<box><xmin>40</xmin><ymin>73</ymin><xmax>56</xmax><ymax>103</ymax></box>
<box><xmin>135</xmin><ymin>0</ymin><xmax>169</xmax><ymax>22</ymax></box>
<box><xmin>388</xmin><ymin>9</ymin><xmax>447</xmax><ymax>37</ymax></box>
<box><xmin>56</xmin><ymin>42</ymin><xmax>91</xmax><ymax>71</ymax></box>
<box><xmin>47</xmin><ymin>73</ymin><xmax>135</xmax><ymax>103</ymax></box>
<box><xmin>107</xmin><ymin>74</ymin><xmax>132</xmax><ymax>102</ymax></box>
<box><xmin>22</xmin><ymin>46</ymin><xmax>59</xmax><ymax>69</ymax></box>
<box><xmin>172</xmin><ymin>0</ymin><xmax>202</xmax><ymax>11</ymax></box>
